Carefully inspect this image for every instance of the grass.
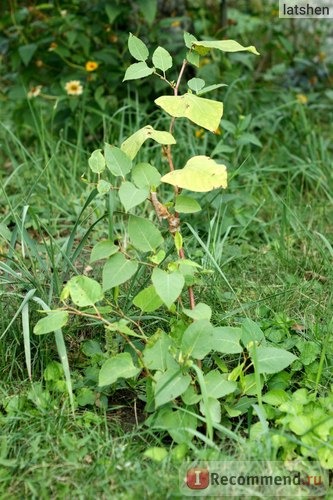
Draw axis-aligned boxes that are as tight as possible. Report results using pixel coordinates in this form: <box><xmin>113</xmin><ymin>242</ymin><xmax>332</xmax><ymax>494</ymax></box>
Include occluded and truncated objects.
<box><xmin>1</xmin><ymin>72</ymin><xmax>333</xmax><ymax>497</ymax></box>
<box><xmin>0</xmin><ymin>402</ymin><xmax>180</xmax><ymax>499</ymax></box>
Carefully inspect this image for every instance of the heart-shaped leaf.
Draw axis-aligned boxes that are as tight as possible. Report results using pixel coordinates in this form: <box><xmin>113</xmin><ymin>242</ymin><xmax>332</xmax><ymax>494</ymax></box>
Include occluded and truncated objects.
<box><xmin>99</xmin><ymin>353</ymin><xmax>140</xmax><ymax>386</ymax></box>
<box><xmin>155</xmin><ymin>93</ymin><xmax>223</xmax><ymax>132</ymax></box>
<box><xmin>152</xmin><ymin>269</ymin><xmax>184</xmax><ymax>308</ymax></box>
<box><xmin>161</xmin><ymin>155</ymin><xmax>227</xmax><ymax>192</ymax></box>
<box><xmin>121</xmin><ymin>126</ymin><xmax>176</xmax><ymax>160</ymax></box>
<box><xmin>128</xmin><ymin>215</ymin><xmax>163</xmax><ymax>252</ymax></box>
<box><xmin>34</xmin><ymin>310</ymin><xmax>69</xmax><ymax>335</ymax></box>
<box><xmin>66</xmin><ymin>276</ymin><xmax>104</xmax><ymax>307</ymax></box>
<box><xmin>154</xmin><ymin>367</ymin><xmax>191</xmax><ymax>408</ymax></box>
<box><xmin>104</xmin><ymin>144</ymin><xmax>132</xmax><ymax>177</ymax></box>
<box><xmin>123</xmin><ymin>62</ymin><xmax>154</xmax><ymax>81</ymax></box>
<box><xmin>88</xmin><ymin>149</ymin><xmax>105</xmax><ymax>173</ymax></box>
<box><xmin>119</xmin><ymin>181</ymin><xmax>148</xmax><ymax>212</ymax></box>
<box><xmin>128</xmin><ymin>33</ymin><xmax>149</xmax><ymax>61</ymax></box>
<box><xmin>152</xmin><ymin>46</ymin><xmax>173</xmax><ymax>71</ymax></box>
<box><xmin>102</xmin><ymin>253</ymin><xmax>138</xmax><ymax>291</ymax></box>
<box><xmin>132</xmin><ymin>163</ymin><xmax>161</xmax><ymax>189</ymax></box>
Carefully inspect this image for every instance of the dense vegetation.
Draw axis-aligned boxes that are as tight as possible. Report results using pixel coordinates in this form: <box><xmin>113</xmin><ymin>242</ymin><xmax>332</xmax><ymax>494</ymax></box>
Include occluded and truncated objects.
<box><xmin>1</xmin><ymin>1</ymin><xmax>332</xmax><ymax>498</ymax></box>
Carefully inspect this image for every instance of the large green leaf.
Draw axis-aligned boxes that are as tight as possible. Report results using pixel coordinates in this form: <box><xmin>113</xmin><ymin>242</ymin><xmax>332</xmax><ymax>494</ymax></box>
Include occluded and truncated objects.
<box><xmin>128</xmin><ymin>215</ymin><xmax>163</xmax><ymax>252</ymax></box>
<box><xmin>183</xmin><ymin>302</ymin><xmax>211</xmax><ymax>321</ymax></box>
<box><xmin>251</xmin><ymin>346</ymin><xmax>297</xmax><ymax>374</ymax></box>
<box><xmin>241</xmin><ymin>318</ymin><xmax>265</xmax><ymax>348</ymax></box>
<box><xmin>151</xmin><ymin>268</ymin><xmax>184</xmax><ymax>308</ymax></box>
<box><xmin>99</xmin><ymin>353</ymin><xmax>140</xmax><ymax>386</ymax></box>
<box><xmin>152</xmin><ymin>46</ymin><xmax>172</xmax><ymax>71</ymax></box>
<box><xmin>181</xmin><ymin>320</ymin><xmax>215</xmax><ymax>359</ymax></box>
<box><xmin>192</xmin><ymin>39</ymin><xmax>260</xmax><ymax>56</ymax></box>
<box><xmin>155</xmin><ymin>93</ymin><xmax>223</xmax><ymax>132</ymax></box>
<box><xmin>154</xmin><ymin>367</ymin><xmax>191</xmax><ymax>408</ymax></box>
<box><xmin>123</xmin><ymin>62</ymin><xmax>154</xmax><ymax>81</ymax></box>
<box><xmin>128</xmin><ymin>33</ymin><xmax>149</xmax><ymax>61</ymax></box>
<box><xmin>211</xmin><ymin>327</ymin><xmax>243</xmax><ymax>354</ymax></box>
<box><xmin>104</xmin><ymin>144</ymin><xmax>132</xmax><ymax>177</ymax></box>
<box><xmin>102</xmin><ymin>253</ymin><xmax>138</xmax><ymax>291</ymax></box>
<box><xmin>203</xmin><ymin>370</ymin><xmax>237</xmax><ymax>398</ymax></box>
<box><xmin>161</xmin><ymin>155</ymin><xmax>227</xmax><ymax>192</ymax></box>
<box><xmin>131</xmin><ymin>163</ymin><xmax>161</xmax><ymax>189</ymax></box>
<box><xmin>175</xmin><ymin>195</ymin><xmax>201</xmax><ymax>213</ymax></box>
<box><xmin>151</xmin><ymin>407</ymin><xmax>197</xmax><ymax>444</ymax></box>
<box><xmin>133</xmin><ymin>285</ymin><xmax>163</xmax><ymax>312</ymax></box>
<box><xmin>119</xmin><ymin>181</ymin><xmax>148</xmax><ymax>212</ymax></box>
<box><xmin>66</xmin><ymin>276</ymin><xmax>103</xmax><ymax>307</ymax></box>
<box><xmin>90</xmin><ymin>240</ymin><xmax>118</xmax><ymax>263</ymax></box>
<box><xmin>34</xmin><ymin>310</ymin><xmax>69</xmax><ymax>335</ymax></box>
<box><xmin>143</xmin><ymin>331</ymin><xmax>177</xmax><ymax>371</ymax></box>
<box><xmin>121</xmin><ymin>125</ymin><xmax>176</xmax><ymax>160</ymax></box>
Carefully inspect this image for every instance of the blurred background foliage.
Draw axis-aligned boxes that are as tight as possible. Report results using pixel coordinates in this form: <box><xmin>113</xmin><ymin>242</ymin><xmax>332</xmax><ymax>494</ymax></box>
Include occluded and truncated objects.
<box><xmin>1</xmin><ymin>0</ymin><xmax>332</xmax><ymax>143</ymax></box>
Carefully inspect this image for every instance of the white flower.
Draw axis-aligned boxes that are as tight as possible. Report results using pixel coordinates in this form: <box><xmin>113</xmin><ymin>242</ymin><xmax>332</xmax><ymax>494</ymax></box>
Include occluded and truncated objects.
<box><xmin>27</xmin><ymin>85</ymin><xmax>42</xmax><ymax>99</ymax></box>
<box><xmin>64</xmin><ymin>80</ymin><xmax>83</xmax><ymax>96</ymax></box>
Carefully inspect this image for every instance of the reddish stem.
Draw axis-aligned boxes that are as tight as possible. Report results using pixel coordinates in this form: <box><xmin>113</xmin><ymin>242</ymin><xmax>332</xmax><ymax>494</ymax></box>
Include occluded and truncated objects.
<box><xmin>163</xmin><ymin>59</ymin><xmax>196</xmax><ymax>310</ymax></box>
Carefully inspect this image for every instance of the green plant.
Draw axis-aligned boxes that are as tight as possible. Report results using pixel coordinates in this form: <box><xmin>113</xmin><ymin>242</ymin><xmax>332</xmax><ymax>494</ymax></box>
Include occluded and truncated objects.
<box><xmin>32</xmin><ymin>32</ymin><xmax>303</xmax><ymax>448</ymax></box>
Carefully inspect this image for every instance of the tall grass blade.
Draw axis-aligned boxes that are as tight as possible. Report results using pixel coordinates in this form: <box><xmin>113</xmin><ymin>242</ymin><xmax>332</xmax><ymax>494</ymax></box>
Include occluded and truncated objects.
<box><xmin>22</xmin><ymin>300</ymin><xmax>32</xmax><ymax>381</ymax></box>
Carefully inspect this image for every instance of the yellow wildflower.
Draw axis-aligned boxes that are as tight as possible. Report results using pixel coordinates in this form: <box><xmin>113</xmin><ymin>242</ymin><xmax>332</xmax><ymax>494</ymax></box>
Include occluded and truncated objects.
<box><xmin>85</xmin><ymin>61</ymin><xmax>99</xmax><ymax>72</ymax></box>
<box><xmin>171</xmin><ymin>20</ymin><xmax>181</xmax><ymax>28</ymax></box>
<box><xmin>195</xmin><ymin>128</ymin><xmax>205</xmax><ymax>139</ymax></box>
<box><xmin>296</xmin><ymin>94</ymin><xmax>308</xmax><ymax>105</ymax></box>
<box><xmin>65</xmin><ymin>80</ymin><xmax>83</xmax><ymax>96</ymax></box>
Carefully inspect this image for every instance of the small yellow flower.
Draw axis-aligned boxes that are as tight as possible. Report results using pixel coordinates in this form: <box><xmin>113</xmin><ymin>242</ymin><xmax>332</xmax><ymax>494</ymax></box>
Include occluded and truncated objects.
<box><xmin>85</xmin><ymin>61</ymin><xmax>99</xmax><ymax>72</ymax></box>
<box><xmin>27</xmin><ymin>85</ymin><xmax>42</xmax><ymax>99</ymax></box>
<box><xmin>296</xmin><ymin>94</ymin><xmax>308</xmax><ymax>105</ymax></box>
<box><xmin>171</xmin><ymin>20</ymin><xmax>181</xmax><ymax>28</ymax></box>
<box><xmin>65</xmin><ymin>80</ymin><xmax>83</xmax><ymax>96</ymax></box>
<box><xmin>195</xmin><ymin>128</ymin><xmax>205</xmax><ymax>139</ymax></box>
